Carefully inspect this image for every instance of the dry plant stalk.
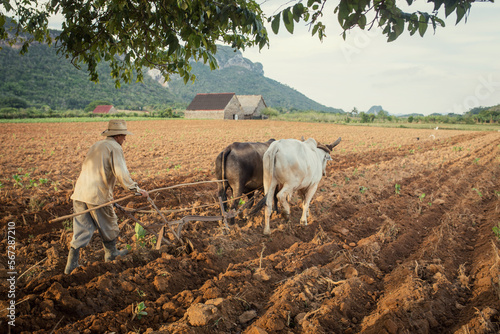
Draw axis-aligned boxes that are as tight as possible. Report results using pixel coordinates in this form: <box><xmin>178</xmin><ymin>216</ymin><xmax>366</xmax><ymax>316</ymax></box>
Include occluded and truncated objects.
<box><xmin>259</xmin><ymin>243</ymin><xmax>266</xmax><ymax>269</ymax></box>
<box><xmin>457</xmin><ymin>263</ymin><xmax>470</xmax><ymax>290</ymax></box>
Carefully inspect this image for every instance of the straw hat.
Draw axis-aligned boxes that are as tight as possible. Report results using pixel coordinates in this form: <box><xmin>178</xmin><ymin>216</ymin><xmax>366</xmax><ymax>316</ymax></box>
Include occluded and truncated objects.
<box><xmin>101</xmin><ymin>119</ymin><xmax>134</xmax><ymax>136</ymax></box>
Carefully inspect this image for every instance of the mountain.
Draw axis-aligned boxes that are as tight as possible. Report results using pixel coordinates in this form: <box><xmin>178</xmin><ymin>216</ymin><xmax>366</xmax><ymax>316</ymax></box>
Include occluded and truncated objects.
<box><xmin>0</xmin><ymin>38</ymin><xmax>342</xmax><ymax>112</ymax></box>
<box><xmin>365</xmin><ymin>105</ymin><xmax>384</xmax><ymax>114</ymax></box>
<box><xmin>150</xmin><ymin>46</ymin><xmax>343</xmax><ymax>113</ymax></box>
<box><xmin>0</xmin><ymin>43</ymin><xmax>181</xmax><ymax>110</ymax></box>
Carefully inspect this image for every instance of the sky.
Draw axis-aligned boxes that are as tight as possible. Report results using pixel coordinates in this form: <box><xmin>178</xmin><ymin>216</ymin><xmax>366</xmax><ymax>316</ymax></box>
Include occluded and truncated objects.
<box><xmin>40</xmin><ymin>1</ymin><xmax>500</xmax><ymax>116</ymax></box>
<box><xmin>241</xmin><ymin>1</ymin><xmax>500</xmax><ymax>115</ymax></box>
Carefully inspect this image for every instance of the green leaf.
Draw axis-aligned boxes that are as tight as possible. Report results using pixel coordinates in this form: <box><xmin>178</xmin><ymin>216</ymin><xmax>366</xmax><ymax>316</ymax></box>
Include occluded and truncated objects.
<box><xmin>312</xmin><ymin>24</ymin><xmax>319</xmax><ymax>36</ymax></box>
<box><xmin>444</xmin><ymin>1</ymin><xmax>457</xmax><ymax>18</ymax></box>
<box><xmin>408</xmin><ymin>13</ymin><xmax>419</xmax><ymax>35</ymax></box>
<box><xmin>418</xmin><ymin>14</ymin><xmax>428</xmax><ymax>37</ymax></box>
<box><xmin>271</xmin><ymin>13</ymin><xmax>281</xmax><ymax>34</ymax></box>
<box><xmin>283</xmin><ymin>8</ymin><xmax>294</xmax><ymax>34</ymax></box>
<box><xmin>337</xmin><ymin>1</ymin><xmax>350</xmax><ymax>26</ymax></box>
<box><xmin>358</xmin><ymin>14</ymin><xmax>367</xmax><ymax>29</ymax></box>
<box><xmin>394</xmin><ymin>17</ymin><xmax>405</xmax><ymax>39</ymax></box>
<box><xmin>456</xmin><ymin>4</ymin><xmax>467</xmax><ymax>24</ymax></box>
<box><xmin>292</xmin><ymin>3</ymin><xmax>304</xmax><ymax>22</ymax></box>
<box><xmin>135</xmin><ymin>223</ymin><xmax>146</xmax><ymax>238</ymax></box>
<box><xmin>433</xmin><ymin>0</ymin><xmax>445</xmax><ymax>11</ymax></box>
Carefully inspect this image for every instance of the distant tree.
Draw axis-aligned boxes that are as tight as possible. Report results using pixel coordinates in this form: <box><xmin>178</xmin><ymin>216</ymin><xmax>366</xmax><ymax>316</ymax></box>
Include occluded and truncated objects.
<box><xmin>377</xmin><ymin>110</ymin><xmax>389</xmax><ymax>120</ymax></box>
<box><xmin>351</xmin><ymin>107</ymin><xmax>359</xmax><ymax>117</ymax></box>
<box><xmin>0</xmin><ymin>96</ymin><xmax>29</xmax><ymax>108</ymax></box>
<box><xmin>0</xmin><ymin>107</ymin><xmax>19</xmax><ymax>118</ymax></box>
<box><xmin>1</xmin><ymin>0</ymin><xmax>491</xmax><ymax>86</ymax></box>
<box><xmin>408</xmin><ymin>116</ymin><xmax>414</xmax><ymax>123</ymax></box>
<box><xmin>360</xmin><ymin>112</ymin><xmax>370</xmax><ymax>123</ymax></box>
<box><xmin>261</xmin><ymin>107</ymin><xmax>279</xmax><ymax>117</ymax></box>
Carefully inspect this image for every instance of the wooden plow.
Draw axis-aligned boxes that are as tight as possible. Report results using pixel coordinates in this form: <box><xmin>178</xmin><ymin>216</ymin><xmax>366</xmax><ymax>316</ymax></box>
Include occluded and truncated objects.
<box><xmin>49</xmin><ymin>180</ymin><xmax>261</xmax><ymax>251</ymax></box>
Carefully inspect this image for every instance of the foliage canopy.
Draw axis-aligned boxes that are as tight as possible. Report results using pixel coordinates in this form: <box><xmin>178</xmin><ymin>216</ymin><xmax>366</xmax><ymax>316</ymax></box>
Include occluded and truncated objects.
<box><xmin>0</xmin><ymin>0</ymin><xmax>492</xmax><ymax>85</ymax></box>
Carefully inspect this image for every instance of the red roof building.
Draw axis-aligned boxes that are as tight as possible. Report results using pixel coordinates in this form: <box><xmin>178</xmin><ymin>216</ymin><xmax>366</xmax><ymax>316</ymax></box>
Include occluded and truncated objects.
<box><xmin>93</xmin><ymin>105</ymin><xmax>117</xmax><ymax>114</ymax></box>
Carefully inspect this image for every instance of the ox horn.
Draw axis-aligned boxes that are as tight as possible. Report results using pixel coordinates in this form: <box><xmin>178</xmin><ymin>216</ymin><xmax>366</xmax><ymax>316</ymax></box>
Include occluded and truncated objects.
<box><xmin>326</xmin><ymin>137</ymin><xmax>342</xmax><ymax>151</ymax></box>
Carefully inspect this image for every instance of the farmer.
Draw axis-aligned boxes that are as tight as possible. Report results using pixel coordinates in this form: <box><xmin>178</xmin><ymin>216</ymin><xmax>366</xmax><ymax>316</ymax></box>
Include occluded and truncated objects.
<box><xmin>65</xmin><ymin>119</ymin><xmax>149</xmax><ymax>274</ymax></box>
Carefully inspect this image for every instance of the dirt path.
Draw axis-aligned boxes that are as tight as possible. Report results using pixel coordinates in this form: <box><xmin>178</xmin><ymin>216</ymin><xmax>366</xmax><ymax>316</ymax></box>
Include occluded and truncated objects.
<box><xmin>0</xmin><ymin>120</ymin><xmax>499</xmax><ymax>333</ymax></box>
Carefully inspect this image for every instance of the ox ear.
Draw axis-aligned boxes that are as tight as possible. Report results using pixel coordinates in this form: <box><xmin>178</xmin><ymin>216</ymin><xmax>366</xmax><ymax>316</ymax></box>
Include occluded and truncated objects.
<box><xmin>327</xmin><ymin>137</ymin><xmax>342</xmax><ymax>151</ymax></box>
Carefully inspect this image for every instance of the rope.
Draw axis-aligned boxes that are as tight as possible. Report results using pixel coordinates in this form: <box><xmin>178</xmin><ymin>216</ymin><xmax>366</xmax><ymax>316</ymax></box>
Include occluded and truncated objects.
<box><xmin>128</xmin><ymin>188</ymin><xmax>263</xmax><ymax>214</ymax></box>
<box><xmin>48</xmin><ymin>179</ymin><xmax>228</xmax><ymax>223</ymax></box>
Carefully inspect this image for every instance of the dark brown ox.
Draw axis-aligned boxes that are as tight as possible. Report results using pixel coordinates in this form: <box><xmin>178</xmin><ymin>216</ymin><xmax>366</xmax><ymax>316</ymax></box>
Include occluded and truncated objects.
<box><xmin>215</xmin><ymin>139</ymin><xmax>276</xmax><ymax>222</ymax></box>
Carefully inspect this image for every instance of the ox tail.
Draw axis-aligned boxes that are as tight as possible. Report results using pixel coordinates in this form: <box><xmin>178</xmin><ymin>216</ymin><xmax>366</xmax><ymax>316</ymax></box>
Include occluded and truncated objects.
<box><xmin>248</xmin><ymin>147</ymin><xmax>278</xmax><ymax>217</ymax></box>
<box><xmin>217</xmin><ymin>147</ymin><xmax>232</xmax><ymax>207</ymax></box>
<box><xmin>248</xmin><ymin>197</ymin><xmax>266</xmax><ymax>217</ymax></box>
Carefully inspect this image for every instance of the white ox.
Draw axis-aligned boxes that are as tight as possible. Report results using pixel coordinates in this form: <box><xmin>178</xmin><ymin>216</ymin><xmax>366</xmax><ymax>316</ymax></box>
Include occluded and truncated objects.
<box><xmin>261</xmin><ymin>137</ymin><xmax>341</xmax><ymax>235</ymax></box>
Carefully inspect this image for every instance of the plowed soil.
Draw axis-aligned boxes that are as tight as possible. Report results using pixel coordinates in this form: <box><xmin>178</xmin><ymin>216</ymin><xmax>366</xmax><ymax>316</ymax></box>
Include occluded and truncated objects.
<box><xmin>1</xmin><ymin>120</ymin><xmax>500</xmax><ymax>334</ymax></box>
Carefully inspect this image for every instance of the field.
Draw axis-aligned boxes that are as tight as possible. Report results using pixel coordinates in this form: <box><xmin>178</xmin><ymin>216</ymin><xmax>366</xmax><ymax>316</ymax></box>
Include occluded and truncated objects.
<box><xmin>1</xmin><ymin>120</ymin><xmax>499</xmax><ymax>334</ymax></box>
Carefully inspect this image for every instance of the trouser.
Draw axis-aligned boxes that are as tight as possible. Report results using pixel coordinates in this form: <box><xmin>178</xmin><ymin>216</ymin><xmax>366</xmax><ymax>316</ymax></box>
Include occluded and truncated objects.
<box><xmin>70</xmin><ymin>200</ymin><xmax>120</xmax><ymax>249</ymax></box>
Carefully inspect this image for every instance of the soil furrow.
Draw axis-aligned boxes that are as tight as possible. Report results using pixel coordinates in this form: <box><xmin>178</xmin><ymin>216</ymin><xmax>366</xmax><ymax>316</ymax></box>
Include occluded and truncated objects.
<box><xmin>1</xmin><ymin>121</ymin><xmax>499</xmax><ymax>333</ymax></box>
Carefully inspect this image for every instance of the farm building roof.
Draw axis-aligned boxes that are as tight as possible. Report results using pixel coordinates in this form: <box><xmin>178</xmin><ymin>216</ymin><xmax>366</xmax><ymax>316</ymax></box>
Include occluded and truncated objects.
<box><xmin>238</xmin><ymin>95</ymin><xmax>267</xmax><ymax>115</ymax></box>
<box><xmin>186</xmin><ymin>93</ymin><xmax>236</xmax><ymax>110</ymax></box>
<box><xmin>93</xmin><ymin>105</ymin><xmax>115</xmax><ymax>114</ymax></box>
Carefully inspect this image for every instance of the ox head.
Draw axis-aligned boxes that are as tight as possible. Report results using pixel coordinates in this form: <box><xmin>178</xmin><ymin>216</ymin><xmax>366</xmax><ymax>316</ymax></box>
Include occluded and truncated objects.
<box><xmin>266</xmin><ymin>138</ymin><xmax>277</xmax><ymax>145</ymax></box>
<box><xmin>317</xmin><ymin>137</ymin><xmax>341</xmax><ymax>175</ymax></box>
<box><xmin>316</xmin><ymin>137</ymin><xmax>341</xmax><ymax>154</ymax></box>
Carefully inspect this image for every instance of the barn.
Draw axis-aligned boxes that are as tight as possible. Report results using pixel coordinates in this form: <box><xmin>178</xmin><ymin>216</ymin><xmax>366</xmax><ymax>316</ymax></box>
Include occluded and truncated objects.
<box><xmin>237</xmin><ymin>95</ymin><xmax>267</xmax><ymax>119</ymax></box>
<box><xmin>93</xmin><ymin>105</ymin><xmax>118</xmax><ymax>114</ymax></box>
<box><xmin>184</xmin><ymin>93</ymin><xmax>243</xmax><ymax>120</ymax></box>
<box><xmin>185</xmin><ymin>93</ymin><xmax>267</xmax><ymax>120</ymax></box>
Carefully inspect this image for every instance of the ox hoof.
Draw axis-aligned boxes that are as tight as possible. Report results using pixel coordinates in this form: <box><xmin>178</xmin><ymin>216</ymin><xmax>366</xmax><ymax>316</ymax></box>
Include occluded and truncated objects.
<box><xmin>263</xmin><ymin>229</ymin><xmax>271</xmax><ymax>235</ymax></box>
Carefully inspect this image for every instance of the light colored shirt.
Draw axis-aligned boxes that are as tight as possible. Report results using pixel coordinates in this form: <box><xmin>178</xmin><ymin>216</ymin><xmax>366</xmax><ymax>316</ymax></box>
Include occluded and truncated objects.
<box><xmin>71</xmin><ymin>137</ymin><xmax>139</xmax><ymax>205</ymax></box>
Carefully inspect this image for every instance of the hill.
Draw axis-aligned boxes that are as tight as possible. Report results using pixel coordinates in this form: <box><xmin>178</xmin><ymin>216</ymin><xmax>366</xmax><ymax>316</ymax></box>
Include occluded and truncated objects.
<box><xmin>0</xmin><ymin>40</ymin><xmax>342</xmax><ymax>112</ymax></box>
<box><xmin>0</xmin><ymin>43</ymin><xmax>181</xmax><ymax>110</ymax></box>
<box><xmin>365</xmin><ymin>105</ymin><xmax>384</xmax><ymax>114</ymax></box>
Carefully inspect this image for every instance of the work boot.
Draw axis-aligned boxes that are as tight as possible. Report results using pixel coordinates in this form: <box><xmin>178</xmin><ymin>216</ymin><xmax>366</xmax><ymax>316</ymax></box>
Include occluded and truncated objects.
<box><xmin>64</xmin><ymin>247</ymin><xmax>80</xmax><ymax>274</ymax></box>
<box><xmin>103</xmin><ymin>239</ymin><xmax>128</xmax><ymax>262</ymax></box>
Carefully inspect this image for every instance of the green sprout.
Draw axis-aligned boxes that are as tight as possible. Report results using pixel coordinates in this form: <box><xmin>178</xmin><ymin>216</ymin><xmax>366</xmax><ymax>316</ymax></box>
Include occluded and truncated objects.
<box><xmin>136</xmin><ymin>289</ymin><xmax>146</xmax><ymax>297</ymax></box>
<box><xmin>395</xmin><ymin>184</ymin><xmax>401</xmax><ymax>195</ymax></box>
<box><xmin>12</xmin><ymin>174</ymin><xmax>23</xmax><ymax>187</ymax></box>
<box><xmin>135</xmin><ymin>223</ymin><xmax>146</xmax><ymax>248</ymax></box>
<box><xmin>493</xmin><ymin>223</ymin><xmax>500</xmax><ymax>240</ymax></box>
<box><xmin>63</xmin><ymin>220</ymin><xmax>73</xmax><ymax>231</ymax></box>
<box><xmin>133</xmin><ymin>302</ymin><xmax>148</xmax><ymax>320</ymax></box>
